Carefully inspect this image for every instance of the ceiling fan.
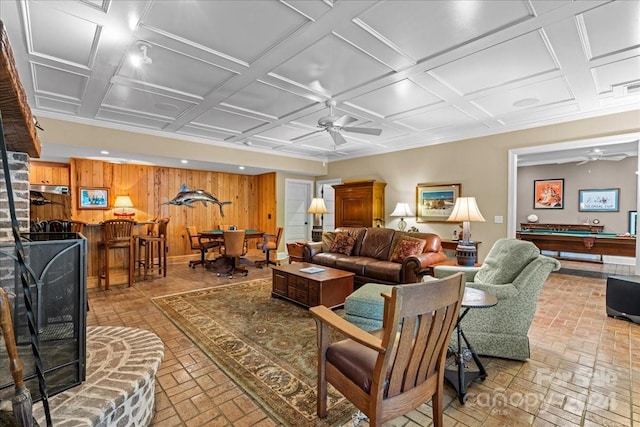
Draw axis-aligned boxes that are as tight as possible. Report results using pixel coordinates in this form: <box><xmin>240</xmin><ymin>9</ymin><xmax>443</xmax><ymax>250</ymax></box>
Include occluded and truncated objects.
<box><xmin>291</xmin><ymin>100</ymin><xmax>382</xmax><ymax>145</ymax></box>
<box><xmin>576</xmin><ymin>148</ymin><xmax>629</xmax><ymax>166</ymax></box>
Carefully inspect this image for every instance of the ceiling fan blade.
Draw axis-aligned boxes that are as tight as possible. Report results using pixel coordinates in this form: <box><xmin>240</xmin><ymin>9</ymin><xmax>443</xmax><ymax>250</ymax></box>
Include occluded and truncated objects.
<box><xmin>329</xmin><ymin>130</ymin><xmax>347</xmax><ymax>145</ymax></box>
<box><xmin>601</xmin><ymin>154</ymin><xmax>628</xmax><ymax>161</ymax></box>
<box><xmin>576</xmin><ymin>160</ymin><xmax>591</xmax><ymax>166</ymax></box>
<box><xmin>332</xmin><ymin>115</ymin><xmax>358</xmax><ymax>127</ymax></box>
<box><xmin>290</xmin><ymin>128</ymin><xmax>324</xmax><ymax>142</ymax></box>
<box><xmin>342</xmin><ymin>126</ymin><xmax>382</xmax><ymax>136</ymax></box>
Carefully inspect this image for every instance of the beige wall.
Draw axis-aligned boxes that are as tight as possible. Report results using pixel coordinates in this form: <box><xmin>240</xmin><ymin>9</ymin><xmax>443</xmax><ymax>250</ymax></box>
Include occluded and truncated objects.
<box><xmin>38</xmin><ymin>117</ymin><xmax>327</xmax><ymax>177</ymax></box>
<box><xmin>518</xmin><ymin>157</ymin><xmax>637</xmax><ymax>233</ymax></box>
<box><xmin>325</xmin><ymin>110</ymin><xmax>640</xmax><ymax>261</ymax></box>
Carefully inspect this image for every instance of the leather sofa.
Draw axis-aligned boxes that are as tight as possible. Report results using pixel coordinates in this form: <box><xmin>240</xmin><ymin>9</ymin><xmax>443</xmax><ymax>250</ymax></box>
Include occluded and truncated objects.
<box><xmin>303</xmin><ymin>227</ymin><xmax>447</xmax><ymax>287</ymax></box>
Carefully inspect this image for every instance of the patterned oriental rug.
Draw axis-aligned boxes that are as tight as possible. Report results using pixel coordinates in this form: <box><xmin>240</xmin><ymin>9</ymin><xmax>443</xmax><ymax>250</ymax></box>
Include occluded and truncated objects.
<box><xmin>152</xmin><ymin>278</ymin><xmax>355</xmax><ymax>426</ymax></box>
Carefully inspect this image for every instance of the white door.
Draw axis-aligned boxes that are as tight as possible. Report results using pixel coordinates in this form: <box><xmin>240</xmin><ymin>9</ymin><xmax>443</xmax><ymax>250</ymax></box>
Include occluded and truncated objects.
<box><xmin>317</xmin><ymin>178</ymin><xmax>341</xmax><ymax>232</ymax></box>
<box><xmin>285</xmin><ymin>179</ymin><xmax>313</xmax><ymax>243</ymax></box>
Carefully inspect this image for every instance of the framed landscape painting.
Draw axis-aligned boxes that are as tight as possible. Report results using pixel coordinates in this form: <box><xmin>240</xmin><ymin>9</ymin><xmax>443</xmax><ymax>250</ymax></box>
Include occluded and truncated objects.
<box><xmin>78</xmin><ymin>187</ymin><xmax>109</xmax><ymax>209</ymax></box>
<box><xmin>416</xmin><ymin>183</ymin><xmax>461</xmax><ymax>222</ymax></box>
<box><xmin>578</xmin><ymin>188</ymin><xmax>619</xmax><ymax>212</ymax></box>
<box><xmin>534</xmin><ymin>179</ymin><xmax>564</xmax><ymax>209</ymax></box>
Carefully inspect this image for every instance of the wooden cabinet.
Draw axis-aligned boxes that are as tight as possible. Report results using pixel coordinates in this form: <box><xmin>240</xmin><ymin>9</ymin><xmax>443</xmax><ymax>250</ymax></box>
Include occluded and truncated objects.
<box><xmin>333</xmin><ymin>180</ymin><xmax>386</xmax><ymax>228</ymax></box>
<box><xmin>29</xmin><ymin>161</ymin><xmax>70</xmax><ymax>186</ymax></box>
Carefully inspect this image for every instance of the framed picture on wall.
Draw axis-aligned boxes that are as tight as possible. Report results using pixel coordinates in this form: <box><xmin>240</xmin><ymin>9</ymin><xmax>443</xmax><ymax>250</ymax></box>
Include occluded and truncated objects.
<box><xmin>578</xmin><ymin>188</ymin><xmax>619</xmax><ymax>212</ymax></box>
<box><xmin>630</xmin><ymin>211</ymin><xmax>637</xmax><ymax>235</ymax></box>
<box><xmin>416</xmin><ymin>183</ymin><xmax>461</xmax><ymax>222</ymax></box>
<box><xmin>533</xmin><ymin>179</ymin><xmax>564</xmax><ymax>209</ymax></box>
<box><xmin>78</xmin><ymin>187</ymin><xmax>110</xmax><ymax>209</ymax></box>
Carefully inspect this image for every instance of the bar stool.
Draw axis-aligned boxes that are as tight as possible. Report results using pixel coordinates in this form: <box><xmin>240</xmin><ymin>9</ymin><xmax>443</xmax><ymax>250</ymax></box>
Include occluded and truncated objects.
<box><xmin>98</xmin><ymin>219</ymin><xmax>135</xmax><ymax>290</ymax></box>
<box><xmin>136</xmin><ymin>217</ymin><xmax>170</xmax><ymax>280</ymax></box>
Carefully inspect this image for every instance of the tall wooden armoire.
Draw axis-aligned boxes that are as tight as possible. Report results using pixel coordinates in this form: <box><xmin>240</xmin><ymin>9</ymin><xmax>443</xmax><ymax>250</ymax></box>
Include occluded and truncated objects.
<box><xmin>333</xmin><ymin>180</ymin><xmax>386</xmax><ymax>228</ymax></box>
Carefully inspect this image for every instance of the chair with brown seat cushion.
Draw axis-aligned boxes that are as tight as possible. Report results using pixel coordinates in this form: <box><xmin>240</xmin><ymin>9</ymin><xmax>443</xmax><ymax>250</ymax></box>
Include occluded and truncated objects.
<box><xmin>186</xmin><ymin>226</ymin><xmax>219</xmax><ymax>268</ymax></box>
<box><xmin>98</xmin><ymin>219</ymin><xmax>136</xmax><ymax>290</ymax></box>
<box><xmin>216</xmin><ymin>230</ymin><xmax>248</xmax><ymax>278</ymax></box>
<box><xmin>136</xmin><ymin>217</ymin><xmax>170</xmax><ymax>280</ymax></box>
<box><xmin>256</xmin><ymin>227</ymin><xmax>283</xmax><ymax>267</ymax></box>
<box><xmin>310</xmin><ymin>273</ymin><xmax>465</xmax><ymax>426</ymax></box>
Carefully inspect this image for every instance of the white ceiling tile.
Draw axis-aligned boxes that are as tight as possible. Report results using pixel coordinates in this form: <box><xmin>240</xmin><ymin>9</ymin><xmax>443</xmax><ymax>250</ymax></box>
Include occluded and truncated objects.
<box><xmin>580</xmin><ymin>1</ymin><xmax>640</xmax><ymax>60</ymax></box>
<box><xmin>26</xmin><ymin>2</ymin><xmax>99</xmax><ymax>68</ymax></box>
<box><xmin>36</xmin><ymin>96</ymin><xmax>81</xmax><ymax>115</ymax></box>
<box><xmin>102</xmin><ymin>85</ymin><xmax>195</xmax><ymax>117</ymax></box>
<box><xmin>592</xmin><ymin>56</ymin><xmax>640</xmax><ymax>94</ymax></box>
<box><xmin>95</xmin><ymin>109</ymin><xmax>170</xmax><ymax>129</ymax></box>
<box><xmin>472</xmin><ymin>77</ymin><xmax>574</xmax><ymax>117</ymax></box>
<box><xmin>191</xmin><ymin>108</ymin><xmax>268</xmax><ymax>134</ymax></box>
<box><xmin>32</xmin><ymin>63</ymin><xmax>87</xmax><ymax>100</ymax></box>
<box><xmin>357</xmin><ymin>0</ymin><xmax>533</xmax><ymax>61</ymax></box>
<box><xmin>142</xmin><ymin>0</ymin><xmax>308</xmax><ymax>64</ymax></box>
<box><xmin>223</xmin><ymin>81</ymin><xmax>315</xmax><ymax>119</ymax></box>
<box><xmin>271</xmin><ymin>33</ymin><xmax>392</xmax><ymax>96</ymax></box>
<box><xmin>430</xmin><ymin>30</ymin><xmax>559</xmax><ymax>95</ymax></box>
<box><xmin>178</xmin><ymin>125</ymin><xmax>235</xmax><ymax>142</ymax></box>
<box><xmin>347</xmin><ymin>79</ymin><xmax>442</xmax><ymax>117</ymax></box>
<box><xmin>395</xmin><ymin>106</ymin><xmax>477</xmax><ymax>132</ymax></box>
<box><xmin>117</xmin><ymin>42</ymin><xmax>236</xmax><ymax>97</ymax></box>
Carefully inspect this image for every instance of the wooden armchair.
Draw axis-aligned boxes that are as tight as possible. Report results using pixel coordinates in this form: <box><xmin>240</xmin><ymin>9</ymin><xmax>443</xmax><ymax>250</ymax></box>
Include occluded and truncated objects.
<box><xmin>186</xmin><ymin>226</ymin><xmax>219</xmax><ymax>268</ymax></box>
<box><xmin>310</xmin><ymin>273</ymin><xmax>465</xmax><ymax>426</ymax></box>
<box><xmin>256</xmin><ymin>227</ymin><xmax>283</xmax><ymax>267</ymax></box>
<box><xmin>216</xmin><ymin>230</ymin><xmax>248</xmax><ymax>278</ymax></box>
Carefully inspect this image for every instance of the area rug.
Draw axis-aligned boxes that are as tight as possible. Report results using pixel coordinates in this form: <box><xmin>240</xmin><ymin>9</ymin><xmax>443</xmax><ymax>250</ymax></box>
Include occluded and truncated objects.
<box><xmin>151</xmin><ymin>278</ymin><xmax>354</xmax><ymax>426</ymax></box>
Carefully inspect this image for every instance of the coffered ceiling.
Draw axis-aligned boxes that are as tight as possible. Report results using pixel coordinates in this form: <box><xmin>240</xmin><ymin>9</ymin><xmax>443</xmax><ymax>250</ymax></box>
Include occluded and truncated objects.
<box><xmin>1</xmin><ymin>0</ymin><xmax>639</xmax><ymax>169</ymax></box>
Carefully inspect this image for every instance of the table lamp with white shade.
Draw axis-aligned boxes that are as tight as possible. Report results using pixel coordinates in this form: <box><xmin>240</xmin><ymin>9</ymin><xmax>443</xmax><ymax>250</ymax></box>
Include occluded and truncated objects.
<box><xmin>308</xmin><ymin>197</ymin><xmax>328</xmax><ymax>242</ymax></box>
<box><xmin>447</xmin><ymin>196</ymin><xmax>485</xmax><ymax>265</ymax></box>
<box><xmin>113</xmin><ymin>195</ymin><xmax>135</xmax><ymax>218</ymax></box>
<box><xmin>390</xmin><ymin>202</ymin><xmax>413</xmax><ymax>231</ymax></box>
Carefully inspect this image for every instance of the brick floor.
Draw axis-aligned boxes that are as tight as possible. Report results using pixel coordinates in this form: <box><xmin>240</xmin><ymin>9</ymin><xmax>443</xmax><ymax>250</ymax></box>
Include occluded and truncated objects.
<box><xmin>86</xmin><ymin>255</ymin><xmax>639</xmax><ymax>426</ymax></box>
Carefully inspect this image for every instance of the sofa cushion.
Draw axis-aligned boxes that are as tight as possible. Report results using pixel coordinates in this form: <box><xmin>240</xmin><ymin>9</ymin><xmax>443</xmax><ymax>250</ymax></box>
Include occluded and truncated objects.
<box><xmin>321</xmin><ymin>231</ymin><xmax>337</xmax><ymax>253</ymax></box>
<box><xmin>389</xmin><ymin>236</ymin><xmax>427</xmax><ymax>263</ymax></box>
<box><xmin>335</xmin><ymin>227</ymin><xmax>367</xmax><ymax>255</ymax></box>
<box><xmin>329</xmin><ymin>232</ymin><xmax>356</xmax><ymax>255</ymax></box>
<box><xmin>359</xmin><ymin>228</ymin><xmax>396</xmax><ymax>260</ymax></box>
<box><xmin>363</xmin><ymin>260</ymin><xmax>403</xmax><ymax>283</ymax></box>
<box><xmin>475</xmin><ymin>238</ymin><xmax>540</xmax><ymax>285</ymax></box>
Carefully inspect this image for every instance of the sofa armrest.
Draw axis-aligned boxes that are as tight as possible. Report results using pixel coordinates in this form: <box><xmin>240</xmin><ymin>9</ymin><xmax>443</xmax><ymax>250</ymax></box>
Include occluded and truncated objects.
<box><xmin>405</xmin><ymin>251</ymin><xmax>448</xmax><ymax>270</ymax></box>
<box><xmin>434</xmin><ymin>265</ymin><xmax>480</xmax><ymax>282</ymax></box>
<box><xmin>303</xmin><ymin>241</ymin><xmax>323</xmax><ymax>261</ymax></box>
<box><xmin>402</xmin><ymin>251</ymin><xmax>448</xmax><ymax>282</ymax></box>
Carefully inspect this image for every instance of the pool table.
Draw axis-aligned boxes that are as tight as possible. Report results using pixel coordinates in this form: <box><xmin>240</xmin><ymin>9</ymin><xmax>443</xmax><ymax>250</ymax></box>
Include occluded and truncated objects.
<box><xmin>516</xmin><ymin>230</ymin><xmax>636</xmax><ymax>258</ymax></box>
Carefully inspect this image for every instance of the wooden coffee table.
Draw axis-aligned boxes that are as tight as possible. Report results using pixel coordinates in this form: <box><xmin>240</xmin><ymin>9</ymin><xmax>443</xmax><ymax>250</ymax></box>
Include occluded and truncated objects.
<box><xmin>271</xmin><ymin>262</ymin><xmax>354</xmax><ymax>309</ymax></box>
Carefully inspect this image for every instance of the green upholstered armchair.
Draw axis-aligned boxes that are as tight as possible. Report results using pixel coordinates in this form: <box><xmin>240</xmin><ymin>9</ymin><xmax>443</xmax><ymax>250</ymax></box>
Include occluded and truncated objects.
<box><xmin>434</xmin><ymin>238</ymin><xmax>561</xmax><ymax>361</ymax></box>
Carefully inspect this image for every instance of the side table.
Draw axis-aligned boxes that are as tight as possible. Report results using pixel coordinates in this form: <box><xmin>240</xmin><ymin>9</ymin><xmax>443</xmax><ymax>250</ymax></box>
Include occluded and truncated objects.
<box><xmin>445</xmin><ymin>287</ymin><xmax>497</xmax><ymax>404</ymax></box>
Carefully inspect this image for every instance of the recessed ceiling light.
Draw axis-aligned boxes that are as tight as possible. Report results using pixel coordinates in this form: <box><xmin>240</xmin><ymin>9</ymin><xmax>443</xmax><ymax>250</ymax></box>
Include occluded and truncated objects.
<box><xmin>100</xmin><ymin>150</ymin><xmax>109</xmax><ymax>155</ymax></box>
<box><xmin>239</xmin><ymin>166</ymin><xmax>245</xmax><ymax>170</ymax></box>
<box><xmin>181</xmin><ymin>160</ymin><xmax>188</xmax><ymax>164</ymax></box>
<box><xmin>512</xmin><ymin>97</ymin><xmax>540</xmax><ymax>107</ymax></box>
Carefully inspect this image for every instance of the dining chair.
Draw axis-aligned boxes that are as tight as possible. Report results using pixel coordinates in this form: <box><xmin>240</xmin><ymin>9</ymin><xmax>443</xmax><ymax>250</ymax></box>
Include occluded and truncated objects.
<box><xmin>136</xmin><ymin>217</ymin><xmax>170</xmax><ymax>280</ymax></box>
<box><xmin>309</xmin><ymin>273</ymin><xmax>465</xmax><ymax>427</ymax></box>
<box><xmin>186</xmin><ymin>226</ymin><xmax>219</xmax><ymax>268</ymax></box>
<box><xmin>216</xmin><ymin>229</ymin><xmax>248</xmax><ymax>278</ymax></box>
<box><xmin>98</xmin><ymin>218</ymin><xmax>136</xmax><ymax>290</ymax></box>
<box><xmin>256</xmin><ymin>227</ymin><xmax>283</xmax><ymax>267</ymax></box>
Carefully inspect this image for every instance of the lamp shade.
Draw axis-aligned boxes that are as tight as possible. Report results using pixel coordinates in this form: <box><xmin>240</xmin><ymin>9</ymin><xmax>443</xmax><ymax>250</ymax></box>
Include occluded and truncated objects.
<box><xmin>390</xmin><ymin>202</ymin><xmax>413</xmax><ymax>217</ymax></box>
<box><xmin>307</xmin><ymin>198</ymin><xmax>328</xmax><ymax>214</ymax></box>
<box><xmin>113</xmin><ymin>195</ymin><xmax>135</xmax><ymax>217</ymax></box>
<box><xmin>113</xmin><ymin>195</ymin><xmax>134</xmax><ymax>208</ymax></box>
<box><xmin>447</xmin><ymin>197</ymin><xmax>485</xmax><ymax>223</ymax></box>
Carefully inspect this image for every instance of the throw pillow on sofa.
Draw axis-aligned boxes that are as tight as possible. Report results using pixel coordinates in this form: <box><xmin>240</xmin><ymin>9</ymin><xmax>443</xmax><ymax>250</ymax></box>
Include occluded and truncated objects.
<box><xmin>389</xmin><ymin>237</ymin><xmax>427</xmax><ymax>263</ymax></box>
<box><xmin>329</xmin><ymin>232</ymin><xmax>356</xmax><ymax>255</ymax></box>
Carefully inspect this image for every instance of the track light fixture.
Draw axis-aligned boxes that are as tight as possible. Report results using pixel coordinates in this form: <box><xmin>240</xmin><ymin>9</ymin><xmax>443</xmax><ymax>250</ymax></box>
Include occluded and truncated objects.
<box><xmin>131</xmin><ymin>41</ymin><xmax>152</xmax><ymax>67</ymax></box>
